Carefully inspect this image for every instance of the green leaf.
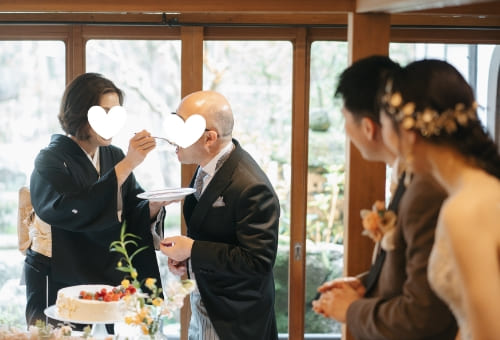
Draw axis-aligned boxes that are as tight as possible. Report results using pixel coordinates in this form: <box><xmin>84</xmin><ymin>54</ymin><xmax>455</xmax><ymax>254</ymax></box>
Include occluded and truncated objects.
<box><xmin>109</xmin><ymin>245</ymin><xmax>127</xmax><ymax>255</ymax></box>
<box><xmin>130</xmin><ymin>246</ymin><xmax>149</xmax><ymax>261</ymax></box>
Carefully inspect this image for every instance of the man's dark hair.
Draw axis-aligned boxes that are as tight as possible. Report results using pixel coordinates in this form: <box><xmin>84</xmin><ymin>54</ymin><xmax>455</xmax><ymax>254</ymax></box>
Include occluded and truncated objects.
<box><xmin>335</xmin><ymin>55</ymin><xmax>401</xmax><ymax>124</ymax></box>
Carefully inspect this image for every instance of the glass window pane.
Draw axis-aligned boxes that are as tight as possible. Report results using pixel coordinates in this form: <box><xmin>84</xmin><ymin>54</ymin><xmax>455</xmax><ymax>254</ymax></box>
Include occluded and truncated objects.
<box><xmin>389</xmin><ymin>43</ymin><xmax>499</xmax><ymax>130</ymax></box>
<box><xmin>203</xmin><ymin>40</ymin><xmax>292</xmax><ymax>336</ymax></box>
<box><xmin>86</xmin><ymin>39</ymin><xmax>183</xmax><ymax>337</ymax></box>
<box><xmin>307</xmin><ymin>41</ymin><xmax>348</xmax><ymax>338</ymax></box>
<box><xmin>0</xmin><ymin>40</ymin><xmax>65</xmax><ymax>328</ymax></box>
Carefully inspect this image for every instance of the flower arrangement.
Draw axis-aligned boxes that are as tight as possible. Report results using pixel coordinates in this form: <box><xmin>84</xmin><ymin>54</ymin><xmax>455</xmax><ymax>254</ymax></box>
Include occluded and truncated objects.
<box><xmin>360</xmin><ymin>200</ymin><xmax>397</xmax><ymax>251</ymax></box>
<box><xmin>110</xmin><ymin>223</ymin><xmax>195</xmax><ymax>339</ymax></box>
<box><xmin>0</xmin><ymin>321</ymin><xmax>97</xmax><ymax>340</ymax></box>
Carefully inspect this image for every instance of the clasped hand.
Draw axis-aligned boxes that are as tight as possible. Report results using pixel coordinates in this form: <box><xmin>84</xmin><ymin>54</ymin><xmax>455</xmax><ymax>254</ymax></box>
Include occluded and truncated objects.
<box><xmin>312</xmin><ymin>277</ymin><xmax>366</xmax><ymax>323</ymax></box>
<box><xmin>160</xmin><ymin>235</ymin><xmax>194</xmax><ymax>276</ymax></box>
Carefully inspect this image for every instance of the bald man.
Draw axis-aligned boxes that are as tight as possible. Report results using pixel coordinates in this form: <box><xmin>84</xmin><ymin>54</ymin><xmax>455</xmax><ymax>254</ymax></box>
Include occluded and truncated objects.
<box><xmin>160</xmin><ymin>91</ymin><xmax>280</xmax><ymax>340</ymax></box>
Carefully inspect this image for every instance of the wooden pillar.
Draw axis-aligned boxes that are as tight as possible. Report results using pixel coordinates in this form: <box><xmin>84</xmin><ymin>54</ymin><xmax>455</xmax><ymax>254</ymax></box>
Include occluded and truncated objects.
<box><xmin>289</xmin><ymin>27</ymin><xmax>310</xmax><ymax>340</ymax></box>
<box><xmin>67</xmin><ymin>25</ymin><xmax>85</xmax><ymax>83</ymax></box>
<box><xmin>180</xmin><ymin>25</ymin><xmax>203</xmax><ymax>190</ymax></box>
<box><xmin>179</xmin><ymin>25</ymin><xmax>203</xmax><ymax>340</ymax></box>
<box><xmin>344</xmin><ymin>12</ymin><xmax>390</xmax><ymax>340</ymax></box>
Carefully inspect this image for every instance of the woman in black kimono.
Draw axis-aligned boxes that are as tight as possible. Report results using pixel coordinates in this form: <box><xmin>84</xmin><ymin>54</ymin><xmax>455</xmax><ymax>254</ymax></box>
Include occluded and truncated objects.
<box><xmin>26</xmin><ymin>73</ymin><xmax>166</xmax><ymax>327</ymax></box>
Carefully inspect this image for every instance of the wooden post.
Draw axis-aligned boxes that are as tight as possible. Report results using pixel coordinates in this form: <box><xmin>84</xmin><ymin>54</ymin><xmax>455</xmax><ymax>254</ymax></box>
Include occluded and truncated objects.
<box><xmin>67</xmin><ymin>25</ymin><xmax>85</xmax><ymax>83</ymax></box>
<box><xmin>288</xmin><ymin>27</ymin><xmax>310</xmax><ymax>340</ymax></box>
<box><xmin>344</xmin><ymin>12</ymin><xmax>390</xmax><ymax>340</ymax></box>
<box><xmin>180</xmin><ymin>25</ymin><xmax>203</xmax><ymax>340</ymax></box>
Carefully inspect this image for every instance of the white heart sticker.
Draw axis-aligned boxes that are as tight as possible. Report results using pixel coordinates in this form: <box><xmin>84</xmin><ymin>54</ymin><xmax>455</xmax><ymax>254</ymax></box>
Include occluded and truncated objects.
<box><xmin>87</xmin><ymin>106</ymin><xmax>127</xmax><ymax>140</ymax></box>
<box><xmin>163</xmin><ymin>114</ymin><xmax>206</xmax><ymax>148</ymax></box>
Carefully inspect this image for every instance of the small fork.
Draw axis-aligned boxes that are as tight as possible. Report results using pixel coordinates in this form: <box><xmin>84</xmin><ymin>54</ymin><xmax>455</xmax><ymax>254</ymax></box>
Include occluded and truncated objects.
<box><xmin>152</xmin><ymin>136</ymin><xmax>177</xmax><ymax>147</ymax></box>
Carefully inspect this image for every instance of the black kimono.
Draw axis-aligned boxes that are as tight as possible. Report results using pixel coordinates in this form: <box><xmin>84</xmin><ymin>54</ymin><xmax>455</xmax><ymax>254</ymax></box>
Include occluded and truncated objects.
<box><xmin>27</xmin><ymin>134</ymin><xmax>162</xmax><ymax>324</ymax></box>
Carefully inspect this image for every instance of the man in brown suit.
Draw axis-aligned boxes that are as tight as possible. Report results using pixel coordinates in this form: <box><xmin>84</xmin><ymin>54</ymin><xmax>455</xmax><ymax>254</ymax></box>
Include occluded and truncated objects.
<box><xmin>312</xmin><ymin>56</ymin><xmax>457</xmax><ymax>340</ymax></box>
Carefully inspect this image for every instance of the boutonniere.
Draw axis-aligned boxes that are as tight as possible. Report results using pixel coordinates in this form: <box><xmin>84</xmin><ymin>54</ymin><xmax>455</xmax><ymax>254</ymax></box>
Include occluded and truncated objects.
<box><xmin>360</xmin><ymin>200</ymin><xmax>397</xmax><ymax>251</ymax></box>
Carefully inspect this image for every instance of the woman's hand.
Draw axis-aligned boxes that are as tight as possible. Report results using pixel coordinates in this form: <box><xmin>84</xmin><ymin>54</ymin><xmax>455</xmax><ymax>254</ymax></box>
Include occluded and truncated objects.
<box><xmin>115</xmin><ymin>130</ymin><xmax>156</xmax><ymax>187</ymax></box>
<box><xmin>149</xmin><ymin>199</ymin><xmax>180</xmax><ymax>219</ymax></box>
<box><xmin>125</xmin><ymin>130</ymin><xmax>156</xmax><ymax>168</ymax></box>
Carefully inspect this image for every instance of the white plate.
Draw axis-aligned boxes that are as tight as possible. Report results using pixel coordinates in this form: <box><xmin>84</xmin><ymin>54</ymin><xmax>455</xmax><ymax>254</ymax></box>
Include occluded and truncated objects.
<box><xmin>137</xmin><ymin>187</ymin><xmax>195</xmax><ymax>202</ymax></box>
<box><xmin>44</xmin><ymin>305</ymin><xmax>123</xmax><ymax>324</ymax></box>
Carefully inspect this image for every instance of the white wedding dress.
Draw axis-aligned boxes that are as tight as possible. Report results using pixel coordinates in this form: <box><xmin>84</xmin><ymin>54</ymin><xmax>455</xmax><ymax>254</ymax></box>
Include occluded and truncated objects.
<box><xmin>428</xmin><ymin>223</ymin><xmax>471</xmax><ymax>340</ymax></box>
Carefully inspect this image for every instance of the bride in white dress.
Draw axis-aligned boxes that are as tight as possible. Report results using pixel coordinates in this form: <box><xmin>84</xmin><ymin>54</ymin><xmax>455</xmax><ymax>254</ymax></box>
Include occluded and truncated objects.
<box><xmin>378</xmin><ymin>59</ymin><xmax>500</xmax><ymax>340</ymax></box>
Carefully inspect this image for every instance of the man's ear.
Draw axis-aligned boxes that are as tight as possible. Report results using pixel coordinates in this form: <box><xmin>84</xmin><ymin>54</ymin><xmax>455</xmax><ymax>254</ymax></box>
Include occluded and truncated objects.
<box><xmin>360</xmin><ymin>117</ymin><xmax>377</xmax><ymax>141</ymax></box>
<box><xmin>204</xmin><ymin>130</ymin><xmax>219</xmax><ymax>151</ymax></box>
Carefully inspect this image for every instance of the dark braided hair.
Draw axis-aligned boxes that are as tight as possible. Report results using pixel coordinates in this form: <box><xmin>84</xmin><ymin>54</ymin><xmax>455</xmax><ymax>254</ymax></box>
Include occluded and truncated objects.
<box><xmin>384</xmin><ymin>59</ymin><xmax>500</xmax><ymax>179</ymax></box>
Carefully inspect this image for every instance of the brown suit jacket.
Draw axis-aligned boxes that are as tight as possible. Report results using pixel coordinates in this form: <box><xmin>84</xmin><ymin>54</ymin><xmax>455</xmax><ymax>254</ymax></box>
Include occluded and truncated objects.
<box><xmin>346</xmin><ymin>174</ymin><xmax>458</xmax><ymax>340</ymax></box>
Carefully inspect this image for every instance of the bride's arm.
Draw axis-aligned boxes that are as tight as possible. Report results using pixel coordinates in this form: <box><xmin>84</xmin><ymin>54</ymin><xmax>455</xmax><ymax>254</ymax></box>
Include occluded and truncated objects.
<box><xmin>442</xmin><ymin>200</ymin><xmax>500</xmax><ymax>340</ymax></box>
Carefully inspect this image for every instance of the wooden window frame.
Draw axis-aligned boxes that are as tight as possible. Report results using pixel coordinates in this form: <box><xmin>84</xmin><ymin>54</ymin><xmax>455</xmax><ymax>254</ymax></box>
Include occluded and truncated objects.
<box><xmin>1</xmin><ymin>20</ymin><xmax>499</xmax><ymax>340</ymax></box>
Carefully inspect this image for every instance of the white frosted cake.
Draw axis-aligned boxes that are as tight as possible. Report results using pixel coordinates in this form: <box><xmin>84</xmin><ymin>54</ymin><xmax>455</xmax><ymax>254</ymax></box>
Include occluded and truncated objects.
<box><xmin>56</xmin><ymin>284</ymin><xmax>130</xmax><ymax>322</ymax></box>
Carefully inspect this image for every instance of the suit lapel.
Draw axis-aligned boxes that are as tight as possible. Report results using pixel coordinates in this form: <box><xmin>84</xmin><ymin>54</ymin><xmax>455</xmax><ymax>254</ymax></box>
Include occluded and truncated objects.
<box><xmin>364</xmin><ymin>173</ymin><xmax>407</xmax><ymax>296</ymax></box>
<box><xmin>184</xmin><ymin>141</ymin><xmax>241</xmax><ymax>233</ymax></box>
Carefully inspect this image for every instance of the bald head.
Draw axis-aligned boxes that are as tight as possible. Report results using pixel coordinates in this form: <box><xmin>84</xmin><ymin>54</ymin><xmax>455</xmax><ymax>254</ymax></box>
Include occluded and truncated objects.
<box><xmin>177</xmin><ymin>90</ymin><xmax>234</xmax><ymax>141</ymax></box>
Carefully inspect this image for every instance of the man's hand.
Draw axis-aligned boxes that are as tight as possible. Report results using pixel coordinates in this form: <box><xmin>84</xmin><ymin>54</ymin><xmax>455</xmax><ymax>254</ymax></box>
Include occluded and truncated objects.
<box><xmin>318</xmin><ymin>276</ymin><xmax>366</xmax><ymax>296</ymax></box>
<box><xmin>312</xmin><ymin>281</ymin><xmax>364</xmax><ymax>323</ymax></box>
<box><xmin>160</xmin><ymin>235</ymin><xmax>194</xmax><ymax>262</ymax></box>
<box><xmin>167</xmin><ymin>258</ymin><xmax>187</xmax><ymax>276</ymax></box>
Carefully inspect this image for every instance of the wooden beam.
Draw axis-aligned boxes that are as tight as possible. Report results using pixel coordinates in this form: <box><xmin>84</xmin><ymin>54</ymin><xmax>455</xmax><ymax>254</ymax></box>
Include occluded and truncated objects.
<box><xmin>289</xmin><ymin>27</ymin><xmax>309</xmax><ymax>340</ymax></box>
<box><xmin>0</xmin><ymin>11</ymin><xmax>498</xmax><ymax>27</ymax></box>
<box><xmin>345</xmin><ymin>12</ymin><xmax>390</xmax><ymax>340</ymax></box>
<box><xmin>0</xmin><ymin>0</ymin><xmax>354</xmax><ymax>14</ymax></box>
<box><xmin>0</xmin><ymin>12</ymin><xmax>347</xmax><ymax>26</ymax></box>
<box><xmin>67</xmin><ymin>25</ymin><xmax>85</xmax><ymax>83</ymax></box>
<box><xmin>391</xmin><ymin>26</ymin><xmax>500</xmax><ymax>43</ymax></box>
<box><xmin>179</xmin><ymin>25</ymin><xmax>204</xmax><ymax>340</ymax></box>
<box><xmin>408</xmin><ymin>1</ymin><xmax>500</xmax><ymax>15</ymax></box>
<box><xmin>356</xmin><ymin>0</ymin><xmax>497</xmax><ymax>13</ymax></box>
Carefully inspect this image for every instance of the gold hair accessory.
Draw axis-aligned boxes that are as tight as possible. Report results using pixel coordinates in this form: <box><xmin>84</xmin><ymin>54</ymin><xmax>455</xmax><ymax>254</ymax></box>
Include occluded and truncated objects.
<box><xmin>382</xmin><ymin>81</ymin><xmax>478</xmax><ymax>137</ymax></box>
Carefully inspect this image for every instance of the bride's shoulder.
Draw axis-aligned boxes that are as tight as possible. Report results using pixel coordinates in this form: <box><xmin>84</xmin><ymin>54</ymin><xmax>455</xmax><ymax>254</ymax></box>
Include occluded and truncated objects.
<box><xmin>440</xmin><ymin>194</ymin><xmax>474</xmax><ymax>223</ymax></box>
<box><xmin>440</xmin><ymin>186</ymin><xmax>499</xmax><ymax>233</ymax></box>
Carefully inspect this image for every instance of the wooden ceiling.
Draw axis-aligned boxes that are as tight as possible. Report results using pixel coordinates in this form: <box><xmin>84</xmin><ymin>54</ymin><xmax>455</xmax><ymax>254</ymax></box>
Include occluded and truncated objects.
<box><xmin>0</xmin><ymin>0</ymin><xmax>498</xmax><ymax>27</ymax></box>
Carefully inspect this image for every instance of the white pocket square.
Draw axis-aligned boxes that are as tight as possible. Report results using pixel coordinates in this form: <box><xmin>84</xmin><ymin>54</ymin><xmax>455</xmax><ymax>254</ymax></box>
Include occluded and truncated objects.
<box><xmin>212</xmin><ymin>196</ymin><xmax>225</xmax><ymax>207</ymax></box>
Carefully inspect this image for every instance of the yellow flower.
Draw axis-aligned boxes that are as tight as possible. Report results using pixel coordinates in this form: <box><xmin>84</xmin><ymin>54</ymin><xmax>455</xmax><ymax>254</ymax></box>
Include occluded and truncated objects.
<box><xmin>131</xmin><ymin>271</ymin><xmax>138</xmax><ymax>279</ymax></box>
<box><xmin>139</xmin><ymin>307</ymin><xmax>151</xmax><ymax>318</ymax></box>
<box><xmin>117</xmin><ymin>261</ymin><xmax>122</xmax><ymax>268</ymax></box>
<box><xmin>152</xmin><ymin>297</ymin><xmax>163</xmax><ymax>306</ymax></box>
<box><xmin>141</xmin><ymin>324</ymin><xmax>149</xmax><ymax>335</ymax></box>
<box><xmin>145</xmin><ymin>278</ymin><xmax>156</xmax><ymax>290</ymax></box>
<box><xmin>121</xmin><ymin>279</ymin><xmax>130</xmax><ymax>288</ymax></box>
<box><xmin>124</xmin><ymin>316</ymin><xmax>133</xmax><ymax>324</ymax></box>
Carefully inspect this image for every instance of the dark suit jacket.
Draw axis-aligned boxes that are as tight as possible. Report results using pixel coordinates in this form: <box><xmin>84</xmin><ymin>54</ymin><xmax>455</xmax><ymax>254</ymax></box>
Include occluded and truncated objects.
<box><xmin>30</xmin><ymin>134</ymin><xmax>161</xmax><ymax>288</ymax></box>
<box><xmin>346</xmin><ymin>174</ymin><xmax>457</xmax><ymax>340</ymax></box>
<box><xmin>184</xmin><ymin>139</ymin><xmax>280</xmax><ymax>340</ymax></box>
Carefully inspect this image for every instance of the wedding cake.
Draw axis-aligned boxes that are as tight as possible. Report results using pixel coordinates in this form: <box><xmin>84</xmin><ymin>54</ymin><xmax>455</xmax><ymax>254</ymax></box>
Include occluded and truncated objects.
<box><xmin>56</xmin><ymin>284</ymin><xmax>133</xmax><ymax>322</ymax></box>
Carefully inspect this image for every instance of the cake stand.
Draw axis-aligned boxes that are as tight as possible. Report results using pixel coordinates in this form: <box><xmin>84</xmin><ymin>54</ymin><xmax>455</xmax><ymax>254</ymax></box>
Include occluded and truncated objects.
<box><xmin>44</xmin><ymin>305</ymin><xmax>123</xmax><ymax>337</ymax></box>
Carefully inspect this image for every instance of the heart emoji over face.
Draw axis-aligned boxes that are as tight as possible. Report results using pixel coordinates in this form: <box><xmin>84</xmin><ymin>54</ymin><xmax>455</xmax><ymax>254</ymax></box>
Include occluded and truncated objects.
<box><xmin>163</xmin><ymin>113</ymin><xmax>206</xmax><ymax>148</ymax></box>
<box><xmin>87</xmin><ymin>105</ymin><xmax>127</xmax><ymax>140</ymax></box>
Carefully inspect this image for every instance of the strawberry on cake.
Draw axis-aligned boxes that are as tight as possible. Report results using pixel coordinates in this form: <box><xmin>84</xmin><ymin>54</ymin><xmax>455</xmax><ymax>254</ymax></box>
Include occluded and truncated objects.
<box><xmin>55</xmin><ymin>284</ymin><xmax>136</xmax><ymax>322</ymax></box>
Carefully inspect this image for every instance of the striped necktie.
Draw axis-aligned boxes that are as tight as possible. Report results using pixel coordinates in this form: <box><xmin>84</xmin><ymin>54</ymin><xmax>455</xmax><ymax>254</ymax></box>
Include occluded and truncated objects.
<box><xmin>193</xmin><ymin>168</ymin><xmax>207</xmax><ymax>200</ymax></box>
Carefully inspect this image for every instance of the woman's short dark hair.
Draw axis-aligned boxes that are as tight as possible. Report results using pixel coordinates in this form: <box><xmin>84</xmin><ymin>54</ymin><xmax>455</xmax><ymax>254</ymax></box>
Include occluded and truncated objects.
<box><xmin>58</xmin><ymin>73</ymin><xmax>124</xmax><ymax>140</ymax></box>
